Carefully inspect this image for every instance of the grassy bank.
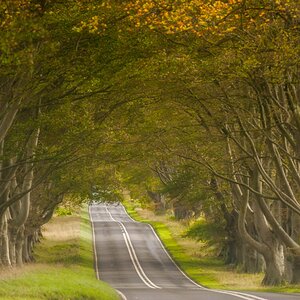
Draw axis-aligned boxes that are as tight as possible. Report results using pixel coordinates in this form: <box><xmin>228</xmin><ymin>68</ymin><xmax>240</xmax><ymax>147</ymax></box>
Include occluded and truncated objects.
<box><xmin>0</xmin><ymin>209</ymin><xmax>120</xmax><ymax>300</ymax></box>
<box><xmin>124</xmin><ymin>200</ymin><xmax>300</xmax><ymax>294</ymax></box>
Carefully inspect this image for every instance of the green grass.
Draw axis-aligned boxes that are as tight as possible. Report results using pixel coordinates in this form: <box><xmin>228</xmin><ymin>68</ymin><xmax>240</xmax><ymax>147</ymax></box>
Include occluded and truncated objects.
<box><xmin>124</xmin><ymin>200</ymin><xmax>300</xmax><ymax>294</ymax></box>
<box><xmin>0</xmin><ymin>209</ymin><xmax>120</xmax><ymax>300</ymax></box>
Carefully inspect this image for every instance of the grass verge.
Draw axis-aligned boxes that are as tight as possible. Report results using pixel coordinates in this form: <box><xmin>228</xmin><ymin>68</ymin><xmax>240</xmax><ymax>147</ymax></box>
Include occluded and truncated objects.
<box><xmin>0</xmin><ymin>208</ymin><xmax>120</xmax><ymax>300</ymax></box>
<box><xmin>124</xmin><ymin>200</ymin><xmax>300</xmax><ymax>294</ymax></box>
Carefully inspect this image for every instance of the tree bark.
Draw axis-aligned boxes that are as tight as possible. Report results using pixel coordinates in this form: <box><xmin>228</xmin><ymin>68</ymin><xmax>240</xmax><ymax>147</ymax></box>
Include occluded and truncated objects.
<box><xmin>263</xmin><ymin>248</ymin><xmax>285</xmax><ymax>286</ymax></box>
<box><xmin>291</xmin><ymin>255</ymin><xmax>300</xmax><ymax>284</ymax></box>
<box><xmin>0</xmin><ymin>101</ymin><xmax>20</xmax><ymax>145</ymax></box>
<box><xmin>15</xmin><ymin>225</ymin><xmax>25</xmax><ymax>266</ymax></box>
<box><xmin>235</xmin><ymin>171</ymin><xmax>285</xmax><ymax>285</ymax></box>
<box><xmin>7</xmin><ymin>128</ymin><xmax>40</xmax><ymax>267</ymax></box>
<box><xmin>0</xmin><ymin>212</ymin><xmax>11</xmax><ymax>266</ymax></box>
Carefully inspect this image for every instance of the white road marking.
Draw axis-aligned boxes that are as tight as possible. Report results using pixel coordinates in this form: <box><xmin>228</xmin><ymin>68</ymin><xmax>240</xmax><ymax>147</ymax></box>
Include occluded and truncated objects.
<box><xmin>91</xmin><ymin>204</ymin><xmax>270</xmax><ymax>300</ymax></box>
<box><xmin>122</xmin><ymin>232</ymin><xmax>157</xmax><ymax>289</ymax></box>
<box><xmin>118</xmin><ymin>204</ymin><xmax>270</xmax><ymax>300</ymax></box>
<box><xmin>226</xmin><ymin>291</ymin><xmax>270</xmax><ymax>300</ymax></box>
<box><xmin>121</xmin><ymin>222</ymin><xmax>161</xmax><ymax>289</ymax></box>
<box><xmin>104</xmin><ymin>205</ymin><xmax>117</xmax><ymax>222</ymax></box>
<box><xmin>104</xmin><ymin>205</ymin><xmax>161</xmax><ymax>289</ymax></box>
<box><xmin>148</xmin><ymin>224</ymin><xmax>205</xmax><ymax>289</ymax></box>
<box><xmin>212</xmin><ymin>290</ymin><xmax>270</xmax><ymax>300</ymax></box>
<box><xmin>116</xmin><ymin>290</ymin><xmax>128</xmax><ymax>300</ymax></box>
<box><xmin>120</xmin><ymin>205</ymin><xmax>138</xmax><ymax>222</ymax></box>
<box><xmin>89</xmin><ymin>205</ymin><xmax>100</xmax><ymax>280</ymax></box>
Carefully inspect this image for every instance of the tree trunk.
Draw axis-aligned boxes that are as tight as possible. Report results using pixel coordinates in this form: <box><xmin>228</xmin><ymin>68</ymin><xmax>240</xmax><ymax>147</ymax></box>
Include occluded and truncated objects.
<box><xmin>23</xmin><ymin>233</ymin><xmax>35</xmax><ymax>263</ymax></box>
<box><xmin>223</xmin><ymin>238</ymin><xmax>237</xmax><ymax>265</ymax></box>
<box><xmin>0</xmin><ymin>101</ymin><xmax>20</xmax><ymax>144</ymax></box>
<box><xmin>263</xmin><ymin>248</ymin><xmax>285</xmax><ymax>286</ymax></box>
<box><xmin>173</xmin><ymin>203</ymin><xmax>192</xmax><ymax>220</ymax></box>
<box><xmin>0</xmin><ymin>212</ymin><xmax>11</xmax><ymax>266</ymax></box>
<box><xmin>235</xmin><ymin>168</ymin><xmax>286</xmax><ymax>285</ymax></box>
<box><xmin>291</xmin><ymin>255</ymin><xmax>300</xmax><ymax>284</ymax></box>
<box><xmin>242</xmin><ymin>244</ymin><xmax>265</xmax><ymax>273</ymax></box>
<box><xmin>6</xmin><ymin>128</ymin><xmax>40</xmax><ymax>267</ymax></box>
<box><xmin>147</xmin><ymin>190</ymin><xmax>167</xmax><ymax>213</ymax></box>
<box><xmin>8</xmin><ymin>226</ymin><xmax>18</xmax><ymax>266</ymax></box>
<box><xmin>15</xmin><ymin>225</ymin><xmax>25</xmax><ymax>266</ymax></box>
<box><xmin>210</xmin><ymin>178</ymin><xmax>241</xmax><ymax>266</ymax></box>
<box><xmin>22</xmin><ymin>234</ymin><xmax>30</xmax><ymax>263</ymax></box>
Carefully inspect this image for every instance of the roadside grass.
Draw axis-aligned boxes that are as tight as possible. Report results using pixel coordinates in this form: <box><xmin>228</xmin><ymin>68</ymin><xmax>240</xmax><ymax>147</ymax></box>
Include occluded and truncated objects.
<box><xmin>0</xmin><ymin>208</ymin><xmax>120</xmax><ymax>300</ymax></box>
<box><xmin>124</xmin><ymin>200</ymin><xmax>300</xmax><ymax>294</ymax></box>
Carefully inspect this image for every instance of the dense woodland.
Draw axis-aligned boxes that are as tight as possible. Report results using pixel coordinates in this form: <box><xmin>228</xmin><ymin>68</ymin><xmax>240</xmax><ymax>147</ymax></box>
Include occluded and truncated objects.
<box><xmin>0</xmin><ymin>0</ymin><xmax>300</xmax><ymax>287</ymax></box>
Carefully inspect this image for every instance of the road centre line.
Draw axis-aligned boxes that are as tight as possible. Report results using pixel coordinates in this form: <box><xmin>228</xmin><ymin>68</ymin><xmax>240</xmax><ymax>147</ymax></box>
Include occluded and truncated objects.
<box><xmin>104</xmin><ymin>205</ymin><xmax>117</xmax><ymax>222</ymax></box>
<box><xmin>99</xmin><ymin>204</ymin><xmax>270</xmax><ymax>300</ymax></box>
<box><xmin>122</xmin><ymin>232</ymin><xmax>157</xmax><ymax>289</ymax></box>
<box><xmin>104</xmin><ymin>205</ymin><xmax>161</xmax><ymax>289</ymax></box>
<box><xmin>120</xmin><ymin>222</ymin><xmax>161</xmax><ymax>289</ymax></box>
<box><xmin>120</xmin><ymin>205</ymin><xmax>270</xmax><ymax>300</ymax></box>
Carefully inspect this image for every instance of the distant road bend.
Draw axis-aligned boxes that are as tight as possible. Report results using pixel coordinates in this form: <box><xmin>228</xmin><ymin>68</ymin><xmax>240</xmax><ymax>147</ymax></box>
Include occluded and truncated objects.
<box><xmin>89</xmin><ymin>203</ymin><xmax>299</xmax><ymax>300</ymax></box>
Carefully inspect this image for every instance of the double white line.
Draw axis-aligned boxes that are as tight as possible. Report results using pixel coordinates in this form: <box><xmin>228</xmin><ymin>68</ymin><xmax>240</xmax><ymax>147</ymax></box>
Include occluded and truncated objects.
<box><xmin>91</xmin><ymin>204</ymin><xmax>269</xmax><ymax>300</ymax></box>
<box><xmin>104</xmin><ymin>206</ymin><xmax>161</xmax><ymax>289</ymax></box>
<box><xmin>119</xmin><ymin>205</ymin><xmax>270</xmax><ymax>300</ymax></box>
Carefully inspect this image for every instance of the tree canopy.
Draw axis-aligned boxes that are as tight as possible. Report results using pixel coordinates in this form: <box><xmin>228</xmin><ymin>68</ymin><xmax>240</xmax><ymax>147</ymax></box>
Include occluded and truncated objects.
<box><xmin>0</xmin><ymin>0</ymin><xmax>300</xmax><ymax>287</ymax></box>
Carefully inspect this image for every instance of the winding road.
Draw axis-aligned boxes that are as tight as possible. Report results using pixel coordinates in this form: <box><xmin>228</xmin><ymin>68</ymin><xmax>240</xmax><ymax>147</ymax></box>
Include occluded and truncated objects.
<box><xmin>89</xmin><ymin>203</ymin><xmax>299</xmax><ymax>300</ymax></box>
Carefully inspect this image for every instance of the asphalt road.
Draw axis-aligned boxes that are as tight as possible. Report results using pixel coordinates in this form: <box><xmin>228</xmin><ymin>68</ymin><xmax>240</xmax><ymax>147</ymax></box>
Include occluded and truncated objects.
<box><xmin>89</xmin><ymin>203</ymin><xmax>299</xmax><ymax>300</ymax></box>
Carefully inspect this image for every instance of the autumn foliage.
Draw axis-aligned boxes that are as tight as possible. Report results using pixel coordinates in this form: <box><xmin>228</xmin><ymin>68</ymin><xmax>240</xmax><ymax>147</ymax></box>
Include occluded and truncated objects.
<box><xmin>75</xmin><ymin>0</ymin><xmax>300</xmax><ymax>36</ymax></box>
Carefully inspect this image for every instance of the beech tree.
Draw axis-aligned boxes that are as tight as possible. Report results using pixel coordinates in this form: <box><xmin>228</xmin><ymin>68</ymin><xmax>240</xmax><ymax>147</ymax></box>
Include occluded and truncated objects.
<box><xmin>0</xmin><ymin>0</ymin><xmax>141</xmax><ymax>267</ymax></box>
<box><xmin>1</xmin><ymin>0</ymin><xmax>299</xmax><ymax>288</ymax></box>
<box><xmin>80</xmin><ymin>0</ymin><xmax>300</xmax><ymax>286</ymax></box>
